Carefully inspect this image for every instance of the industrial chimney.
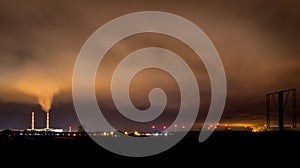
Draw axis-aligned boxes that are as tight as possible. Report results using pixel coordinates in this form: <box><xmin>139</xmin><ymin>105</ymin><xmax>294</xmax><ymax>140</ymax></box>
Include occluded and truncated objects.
<box><xmin>46</xmin><ymin>112</ymin><xmax>49</xmax><ymax>129</ymax></box>
<box><xmin>31</xmin><ymin>111</ymin><xmax>34</xmax><ymax>130</ymax></box>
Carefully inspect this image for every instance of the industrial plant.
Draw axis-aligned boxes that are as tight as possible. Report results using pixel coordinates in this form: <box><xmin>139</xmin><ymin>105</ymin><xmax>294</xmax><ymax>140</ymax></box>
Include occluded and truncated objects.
<box><xmin>26</xmin><ymin>111</ymin><xmax>63</xmax><ymax>132</ymax></box>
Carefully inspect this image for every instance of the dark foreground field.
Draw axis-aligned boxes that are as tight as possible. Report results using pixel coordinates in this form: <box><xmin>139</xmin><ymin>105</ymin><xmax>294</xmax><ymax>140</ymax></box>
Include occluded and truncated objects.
<box><xmin>1</xmin><ymin>130</ymin><xmax>300</xmax><ymax>165</ymax></box>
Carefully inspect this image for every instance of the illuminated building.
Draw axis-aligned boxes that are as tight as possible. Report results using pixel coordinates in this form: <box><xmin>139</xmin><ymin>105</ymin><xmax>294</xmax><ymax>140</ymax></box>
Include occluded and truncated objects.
<box><xmin>26</xmin><ymin>111</ymin><xmax>63</xmax><ymax>133</ymax></box>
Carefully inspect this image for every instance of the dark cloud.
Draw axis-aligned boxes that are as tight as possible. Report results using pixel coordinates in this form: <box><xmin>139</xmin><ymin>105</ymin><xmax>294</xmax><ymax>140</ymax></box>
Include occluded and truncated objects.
<box><xmin>0</xmin><ymin>0</ymin><xmax>299</xmax><ymax>130</ymax></box>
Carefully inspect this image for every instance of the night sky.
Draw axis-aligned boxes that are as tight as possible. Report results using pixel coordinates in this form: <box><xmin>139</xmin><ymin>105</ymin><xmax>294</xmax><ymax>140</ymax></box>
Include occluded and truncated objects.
<box><xmin>0</xmin><ymin>0</ymin><xmax>299</xmax><ymax>131</ymax></box>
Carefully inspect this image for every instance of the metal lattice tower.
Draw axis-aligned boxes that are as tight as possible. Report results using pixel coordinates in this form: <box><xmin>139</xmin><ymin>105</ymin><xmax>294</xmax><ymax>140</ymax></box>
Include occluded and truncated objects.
<box><xmin>266</xmin><ymin>88</ymin><xmax>296</xmax><ymax>130</ymax></box>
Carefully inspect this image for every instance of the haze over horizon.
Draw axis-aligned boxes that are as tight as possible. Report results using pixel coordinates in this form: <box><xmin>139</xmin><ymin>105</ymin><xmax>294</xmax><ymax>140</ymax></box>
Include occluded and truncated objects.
<box><xmin>0</xmin><ymin>0</ymin><xmax>299</xmax><ymax>131</ymax></box>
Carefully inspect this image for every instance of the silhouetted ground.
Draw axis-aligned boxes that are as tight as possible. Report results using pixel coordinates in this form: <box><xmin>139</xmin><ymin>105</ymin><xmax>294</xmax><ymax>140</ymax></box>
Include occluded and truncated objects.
<box><xmin>1</xmin><ymin>130</ymin><xmax>300</xmax><ymax>166</ymax></box>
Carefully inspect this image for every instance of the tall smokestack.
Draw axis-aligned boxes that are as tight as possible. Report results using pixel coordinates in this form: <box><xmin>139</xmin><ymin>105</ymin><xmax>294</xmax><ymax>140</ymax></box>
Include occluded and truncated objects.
<box><xmin>31</xmin><ymin>111</ymin><xmax>34</xmax><ymax>130</ymax></box>
<box><xmin>46</xmin><ymin>112</ymin><xmax>49</xmax><ymax>129</ymax></box>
